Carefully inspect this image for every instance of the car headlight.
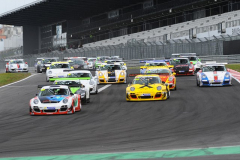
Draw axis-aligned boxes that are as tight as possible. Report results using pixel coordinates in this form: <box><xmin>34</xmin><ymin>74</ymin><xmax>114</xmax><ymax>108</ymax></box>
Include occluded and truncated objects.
<box><xmin>48</xmin><ymin>71</ymin><xmax>52</xmax><ymax>74</ymax></box>
<box><xmin>63</xmin><ymin>98</ymin><xmax>68</xmax><ymax>104</ymax></box>
<box><xmin>33</xmin><ymin>99</ymin><xmax>39</xmax><ymax>104</ymax></box>
<box><xmin>99</xmin><ymin>72</ymin><xmax>103</xmax><ymax>76</ymax></box>
<box><xmin>168</xmin><ymin>77</ymin><xmax>173</xmax><ymax>81</ymax></box>
<box><xmin>120</xmin><ymin>72</ymin><xmax>125</xmax><ymax>76</ymax></box>
<box><xmin>202</xmin><ymin>74</ymin><xmax>207</xmax><ymax>79</ymax></box>
<box><xmin>225</xmin><ymin>74</ymin><xmax>230</xmax><ymax>78</ymax></box>
<box><xmin>157</xmin><ymin>86</ymin><xmax>162</xmax><ymax>91</ymax></box>
<box><xmin>130</xmin><ymin>87</ymin><xmax>135</xmax><ymax>91</ymax></box>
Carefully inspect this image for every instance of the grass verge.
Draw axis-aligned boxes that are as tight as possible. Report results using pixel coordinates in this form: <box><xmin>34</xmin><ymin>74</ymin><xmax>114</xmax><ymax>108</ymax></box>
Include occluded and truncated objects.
<box><xmin>226</xmin><ymin>64</ymin><xmax>240</xmax><ymax>72</ymax></box>
<box><xmin>0</xmin><ymin>73</ymin><xmax>31</xmax><ymax>87</ymax></box>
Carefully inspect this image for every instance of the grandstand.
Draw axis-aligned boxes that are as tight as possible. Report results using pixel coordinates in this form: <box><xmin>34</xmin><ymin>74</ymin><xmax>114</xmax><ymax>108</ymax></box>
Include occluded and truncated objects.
<box><xmin>0</xmin><ymin>0</ymin><xmax>239</xmax><ymax>58</ymax></box>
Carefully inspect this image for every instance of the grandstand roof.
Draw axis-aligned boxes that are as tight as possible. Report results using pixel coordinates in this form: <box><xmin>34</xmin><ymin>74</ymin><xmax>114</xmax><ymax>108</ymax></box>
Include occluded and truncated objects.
<box><xmin>0</xmin><ymin>0</ymin><xmax>155</xmax><ymax>26</ymax></box>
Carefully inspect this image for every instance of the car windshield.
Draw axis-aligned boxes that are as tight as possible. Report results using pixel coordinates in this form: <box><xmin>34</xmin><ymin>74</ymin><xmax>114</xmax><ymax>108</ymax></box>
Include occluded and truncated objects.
<box><xmin>43</xmin><ymin>59</ymin><xmax>57</xmax><ymax>64</ymax></box>
<box><xmin>100</xmin><ymin>65</ymin><xmax>121</xmax><ymax>71</ymax></box>
<box><xmin>54</xmin><ymin>81</ymin><xmax>82</xmax><ymax>85</ymax></box>
<box><xmin>146</xmin><ymin>69</ymin><xmax>170</xmax><ymax>75</ymax></box>
<box><xmin>67</xmin><ymin>73</ymin><xmax>91</xmax><ymax>78</ymax></box>
<box><xmin>202</xmin><ymin>66</ymin><xmax>226</xmax><ymax>72</ymax></box>
<box><xmin>9</xmin><ymin>60</ymin><xmax>24</xmax><ymax>64</ymax></box>
<box><xmin>72</xmin><ymin>59</ymin><xmax>84</xmax><ymax>65</ymax></box>
<box><xmin>170</xmin><ymin>59</ymin><xmax>189</xmax><ymax>65</ymax></box>
<box><xmin>50</xmin><ymin>63</ymin><xmax>70</xmax><ymax>69</ymax></box>
<box><xmin>39</xmin><ymin>88</ymin><xmax>69</xmax><ymax>96</ymax></box>
<box><xmin>189</xmin><ymin>57</ymin><xmax>197</xmax><ymax>61</ymax></box>
<box><xmin>133</xmin><ymin>77</ymin><xmax>161</xmax><ymax>84</ymax></box>
<box><xmin>146</xmin><ymin>62</ymin><xmax>167</xmax><ymax>66</ymax></box>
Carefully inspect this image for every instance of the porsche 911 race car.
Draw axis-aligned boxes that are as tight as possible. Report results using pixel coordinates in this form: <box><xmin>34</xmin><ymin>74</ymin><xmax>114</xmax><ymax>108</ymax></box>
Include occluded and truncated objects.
<box><xmin>35</xmin><ymin>57</ymin><xmax>59</xmax><ymax>73</ymax></box>
<box><xmin>46</xmin><ymin>62</ymin><xmax>74</xmax><ymax>82</ymax></box>
<box><xmin>145</xmin><ymin>68</ymin><xmax>177</xmax><ymax>90</ymax></box>
<box><xmin>196</xmin><ymin>63</ymin><xmax>232</xmax><ymax>87</ymax></box>
<box><xmin>5</xmin><ymin>59</ymin><xmax>28</xmax><ymax>73</ymax></box>
<box><xmin>169</xmin><ymin>58</ymin><xmax>195</xmax><ymax>76</ymax></box>
<box><xmin>63</xmin><ymin>57</ymin><xmax>88</xmax><ymax>70</ymax></box>
<box><xmin>177</xmin><ymin>53</ymin><xmax>202</xmax><ymax>72</ymax></box>
<box><xmin>29</xmin><ymin>85</ymin><xmax>81</xmax><ymax>115</ymax></box>
<box><xmin>54</xmin><ymin>70</ymin><xmax>98</xmax><ymax>94</ymax></box>
<box><xmin>140</xmin><ymin>60</ymin><xmax>169</xmax><ymax>74</ymax></box>
<box><xmin>96</xmin><ymin>63</ymin><xmax>127</xmax><ymax>84</ymax></box>
<box><xmin>126</xmin><ymin>74</ymin><xmax>170</xmax><ymax>101</ymax></box>
<box><xmin>53</xmin><ymin>80</ymin><xmax>89</xmax><ymax>104</ymax></box>
<box><xmin>105</xmin><ymin>59</ymin><xmax>127</xmax><ymax>70</ymax></box>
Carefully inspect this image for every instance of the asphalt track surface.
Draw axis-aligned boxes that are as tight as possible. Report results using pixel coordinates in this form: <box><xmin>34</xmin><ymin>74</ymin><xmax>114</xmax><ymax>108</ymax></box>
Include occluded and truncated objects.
<box><xmin>1</xmin><ymin>69</ymin><xmax>240</xmax><ymax>159</ymax></box>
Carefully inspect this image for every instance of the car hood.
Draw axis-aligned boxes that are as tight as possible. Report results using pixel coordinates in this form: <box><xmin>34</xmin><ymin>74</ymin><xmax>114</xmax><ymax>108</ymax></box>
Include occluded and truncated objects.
<box><xmin>10</xmin><ymin>63</ymin><xmax>27</xmax><ymax>68</ymax></box>
<box><xmin>128</xmin><ymin>84</ymin><xmax>164</xmax><ymax>92</ymax></box>
<box><xmin>203</xmin><ymin>71</ymin><xmax>228</xmax><ymax>80</ymax></box>
<box><xmin>38</xmin><ymin>95</ymin><xmax>68</xmax><ymax>103</ymax></box>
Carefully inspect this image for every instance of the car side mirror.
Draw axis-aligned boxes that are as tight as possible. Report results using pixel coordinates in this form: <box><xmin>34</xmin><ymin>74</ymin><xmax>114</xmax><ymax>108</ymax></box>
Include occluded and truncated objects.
<box><xmin>25</xmin><ymin>62</ymin><xmax>28</xmax><ymax>64</ymax></box>
<box><xmin>70</xmin><ymin>93</ymin><xmax>74</xmax><ymax>96</ymax></box>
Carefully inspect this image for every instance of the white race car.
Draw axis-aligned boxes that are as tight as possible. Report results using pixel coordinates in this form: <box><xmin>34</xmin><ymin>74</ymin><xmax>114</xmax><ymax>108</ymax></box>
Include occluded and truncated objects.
<box><xmin>46</xmin><ymin>62</ymin><xmax>73</xmax><ymax>82</ymax></box>
<box><xmin>29</xmin><ymin>85</ymin><xmax>81</xmax><ymax>115</ymax></box>
<box><xmin>196</xmin><ymin>63</ymin><xmax>232</xmax><ymax>87</ymax></box>
<box><xmin>61</xmin><ymin>70</ymin><xmax>98</xmax><ymax>94</ymax></box>
<box><xmin>5</xmin><ymin>59</ymin><xmax>28</xmax><ymax>73</ymax></box>
<box><xmin>96</xmin><ymin>63</ymin><xmax>127</xmax><ymax>84</ymax></box>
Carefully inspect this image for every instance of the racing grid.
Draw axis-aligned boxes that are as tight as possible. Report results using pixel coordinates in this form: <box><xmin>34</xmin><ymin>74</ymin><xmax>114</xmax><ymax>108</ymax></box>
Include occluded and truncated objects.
<box><xmin>0</xmin><ymin>69</ymin><xmax>240</xmax><ymax>159</ymax></box>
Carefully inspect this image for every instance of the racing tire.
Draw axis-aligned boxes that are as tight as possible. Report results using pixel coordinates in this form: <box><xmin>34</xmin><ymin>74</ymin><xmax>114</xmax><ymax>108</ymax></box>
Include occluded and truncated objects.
<box><xmin>46</xmin><ymin>77</ymin><xmax>49</xmax><ymax>82</ymax></box>
<box><xmin>87</xmin><ymin>98</ymin><xmax>90</xmax><ymax>103</ymax></box>
<box><xmin>37</xmin><ymin>67</ymin><xmax>41</xmax><ymax>73</ymax></box>
<box><xmin>174</xmin><ymin>85</ymin><xmax>177</xmax><ymax>90</ymax></box>
<box><xmin>196</xmin><ymin>79</ymin><xmax>199</xmax><ymax>86</ymax></box>
<box><xmin>95</xmin><ymin>87</ymin><xmax>98</xmax><ymax>94</ymax></box>
<box><xmin>81</xmin><ymin>97</ymin><xmax>87</xmax><ymax>105</ymax></box>
<box><xmin>167</xmin><ymin>91</ymin><xmax>170</xmax><ymax>99</ymax></box>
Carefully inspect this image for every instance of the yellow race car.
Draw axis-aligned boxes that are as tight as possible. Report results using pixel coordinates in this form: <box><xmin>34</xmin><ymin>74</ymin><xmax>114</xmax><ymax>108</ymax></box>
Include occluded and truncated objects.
<box><xmin>140</xmin><ymin>61</ymin><xmax>170</xmax><ymax>74</ymax></box>
<box><xmin>126</xmin><ymin>74</ymin><xmax>170</xmax><ymax>101</ymax></box>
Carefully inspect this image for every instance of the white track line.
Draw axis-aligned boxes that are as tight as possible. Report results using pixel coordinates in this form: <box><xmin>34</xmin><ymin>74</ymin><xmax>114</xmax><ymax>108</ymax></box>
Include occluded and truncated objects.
<box><xmin>0</xmin><ymin>74</ymin><xmax>37</xmax><ymax>89</ymax></box>
<box><xmin>228</xmin><ymin>69</ymin><xmax>240</xmax><ymax>84</ymax></box>
<box><xmin>98</xmin><ymin>84</ymin><xmax>112</xmax><ymax>93</ymax></box>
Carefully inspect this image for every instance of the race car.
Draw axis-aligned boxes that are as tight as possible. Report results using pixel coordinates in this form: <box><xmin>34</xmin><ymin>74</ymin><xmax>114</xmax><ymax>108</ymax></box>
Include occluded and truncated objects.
<box><xmin>46</xmin><ymin>62</ymin><xmax>74</xmax><ymax>82</ymax></box>
<box><xmin>53</xmin><ymin>80</ymin><xmax>89</xmax><ymax>104</ymax></box>
<box><xmin>5</xmin><ymin>59</ymin><xmax>28</xmax><ymax>73</ymax></box>
<box><xmin>105</xmin><ymin>59</ymin><xmax>127</xmax><ymax>70</ymax></box>
<box><xmin>36</xmin><ymin>57</ymin><xmax>59</xmax><ymax>73</ymax></box>
<box><xmin>55</xmin><ymin>70</ymin><xmax>98</xmax><ymax>94</ymax></box>
<box><xmin>94</xmin><ymin>56</ymin><xmax>110</xmax><ymax>68</ymax></box>
<box><xmin>178</xmin><ymin>53</ymin><xmax>202</xmax><ymax>72</ymax></box>
<box><xmin>87</xmin><ymin>58</ymin><xmax>97</xmax><ymax>69</ymax></box>
<box><xmin>145</xmin><ymin>68</ymin><xmax>177</xmax><ymax>90</ymax></box>
<box><xmin>126</xmin><ymin>74</ymin><xmax>170</xmax><ymax>101</ymax></box>
<box><xmin>63</xmin><ymin>57</ymin><xmax>88</xmax><ymax>70</ymax></box>
<box><xmin>140</xmin><ymin>60</ymin><xmax>169</xmax><ymax>74</ymax></box>
<box><xmin>196</xmin><ymin>63</ymin><xmax>232</xmax><ymax>87</ymax></box>
<box><xmin>96</xmin><ymin>63</ymin><xmax>127</xmax><ymax>84</ymax></box>
<box><xmin>169</xmin><ymin>58</ymin><xmax>195</xmax><ymax>76</ymax></box>
<box><xmin>29</xmin><ymin>85</ymin><xmax>81</xmax><ymax>115</ymax></box>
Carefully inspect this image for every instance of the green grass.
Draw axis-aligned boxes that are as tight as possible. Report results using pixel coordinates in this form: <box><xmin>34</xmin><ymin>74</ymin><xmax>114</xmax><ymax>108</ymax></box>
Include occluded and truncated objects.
<box><xmin>0</xmin><ymin>73</ymin><xmax>31</xmax><ymax>87</ymax></box>
<box><xmin>226</xmin><ymin>64</ymin><xmax>240</xmax><ymax>72</ymax></box>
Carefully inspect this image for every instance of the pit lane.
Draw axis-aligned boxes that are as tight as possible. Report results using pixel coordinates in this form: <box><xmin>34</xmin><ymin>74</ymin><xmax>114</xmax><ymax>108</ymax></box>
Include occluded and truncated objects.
<box><xmin>0</xmin><ymin>69</ymin><xmax>240</xmax><ymax>159</ymax></box>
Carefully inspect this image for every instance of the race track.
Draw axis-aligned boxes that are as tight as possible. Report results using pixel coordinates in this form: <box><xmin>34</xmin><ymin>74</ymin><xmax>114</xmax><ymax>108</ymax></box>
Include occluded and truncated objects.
<box><xmin>1</xmin><ymin>69</ymin><xmax>240</xmax><ymax>159</ymax></box>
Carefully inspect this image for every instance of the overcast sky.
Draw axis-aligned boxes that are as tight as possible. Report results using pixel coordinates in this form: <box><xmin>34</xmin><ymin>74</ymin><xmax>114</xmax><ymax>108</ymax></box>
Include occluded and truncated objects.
<box><xmin>0</xmin><ymin>0</ymin><xmax>40</xmax><ymax>15</ymax></box>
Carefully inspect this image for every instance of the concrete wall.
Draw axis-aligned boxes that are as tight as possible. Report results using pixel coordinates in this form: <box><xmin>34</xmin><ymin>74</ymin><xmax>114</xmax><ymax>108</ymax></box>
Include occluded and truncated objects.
<box><xmin>23</xmin><ymin>25</ymin><xmax>39</xmax><ymax>55</ymax></box>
